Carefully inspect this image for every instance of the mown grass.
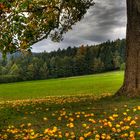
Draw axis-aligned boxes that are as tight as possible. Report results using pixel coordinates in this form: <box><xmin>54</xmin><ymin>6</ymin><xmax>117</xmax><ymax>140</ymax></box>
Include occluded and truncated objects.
<box><xmin>0</xmin><ymin>71</ymin><xmax>123</xmax><ymax>101</ymax></box>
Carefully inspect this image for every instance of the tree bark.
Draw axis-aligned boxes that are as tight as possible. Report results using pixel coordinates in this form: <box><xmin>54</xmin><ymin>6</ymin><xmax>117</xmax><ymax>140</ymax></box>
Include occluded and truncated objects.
<box><xmin>116</xmin><ymin>0</ymin><xmax>140</xmax><ymax>97</ymax></box>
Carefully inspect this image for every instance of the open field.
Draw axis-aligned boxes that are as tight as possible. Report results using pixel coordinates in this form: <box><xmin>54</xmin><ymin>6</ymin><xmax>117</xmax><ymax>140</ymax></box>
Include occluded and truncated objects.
<box><xmin>1</xmin><ymin>71</ymin><xmax>140</xmax><ymax>139</ymax></box>
<box><xmin>0</xmin><ymin>71</ymin><xmax>124</xmax><ymax>101</ymax></box>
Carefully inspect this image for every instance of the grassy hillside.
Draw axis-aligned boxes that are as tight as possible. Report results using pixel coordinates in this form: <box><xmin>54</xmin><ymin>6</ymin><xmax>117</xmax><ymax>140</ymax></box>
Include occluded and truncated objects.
<box><xmin>0</xmin><ymin>71</ymin><xmax>124</xmax><ymax>101</ymax></box>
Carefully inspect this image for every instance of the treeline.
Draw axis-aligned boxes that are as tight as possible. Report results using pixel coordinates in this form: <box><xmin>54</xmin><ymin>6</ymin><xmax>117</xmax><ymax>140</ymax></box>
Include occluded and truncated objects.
<box><xmin>0</xmin><ymin>39</ymin><xmax>126</xmax><ymax>83</ymax></box>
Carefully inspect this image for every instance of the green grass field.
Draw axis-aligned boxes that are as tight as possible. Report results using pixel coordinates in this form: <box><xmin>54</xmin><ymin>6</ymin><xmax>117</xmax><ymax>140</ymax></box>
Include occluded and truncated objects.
<box><xmin>0</xmin><ymin>71</ymin><xmax>124</xmax><ymax>101</ymax></box>
<box><xmin>1</xmin><ymin>71</ymin><xmax>140</xmax><ymax>139</ymax></box>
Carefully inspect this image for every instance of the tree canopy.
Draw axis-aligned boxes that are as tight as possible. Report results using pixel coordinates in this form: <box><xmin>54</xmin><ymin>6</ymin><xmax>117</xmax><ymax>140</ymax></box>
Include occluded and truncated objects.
<box><xmin>0</xmin><ymin>0</ymin><xmax>94</xmax><ymax>55</ymax></box>
<box><xmin>0</xmin><ymin>39</ymin><xmax>125</xmax><ymax>83</ymax></box>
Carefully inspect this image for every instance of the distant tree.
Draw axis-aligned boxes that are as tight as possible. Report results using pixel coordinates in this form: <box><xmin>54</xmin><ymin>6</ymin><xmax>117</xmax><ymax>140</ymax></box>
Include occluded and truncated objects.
<box><xmin>31</xmin><ymin>57</ymin><xmax>41</xmax><ymax>79</ymax></box>
<box><xmin>74</xmin><ymin>46</ymin><xmax>88</xmax><ymax>75</ymax></box>
<box><xmin>93</xmin><ymin>58</ymin><xmax>104</xmax><ymax>72</ymax></box>
<box><xmin>113</xmin><ymin>51</ymin><xmax>121</xmax><ymax>69</ymax></box>
<box><xmin>49</xmin><ymin>57</ymin><xmax>57</xmax><ymax>78</ymax></box>
<box><xmin>0</xmin><ymin>66</ymin><xmax>2</xmax><ymax>75</ymax></box>
<box><xmin>102</xmin><ymin>46</ymin><xmax>114</xmax><ymax>71</ymax></box>
<box><xmin>9</xmin><ymin>63</ymin><xmax>20</xmax><ymax>75</ymax></box>
<box><xmin>0</xmin><ymin>39</ymin><xmax>126</xmax><ymax>82</ymax></box>
<box><xmin>62</xmin><ymin>56</ymin><xmax>73</xmax><ymax>77</ymax></box>
<box><xmin>39</xmin><ymin>62</ymin><xmax>49</xmax><ymax>79</ymax></box>
<box><xmin>27</xmin><ymin>64</ymin><xmax>34</xmax><ymax>80</ymax></box>
<box><xmin>1</xmin><ymin>67</ymin><xmax>7</xmax><ymax>75</ymax></box>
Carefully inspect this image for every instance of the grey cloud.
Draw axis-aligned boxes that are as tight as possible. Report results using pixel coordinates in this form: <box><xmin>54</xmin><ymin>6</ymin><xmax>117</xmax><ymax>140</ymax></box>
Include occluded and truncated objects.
<box><xmin>32</xmin><ymin>0</ymin><xmax>127</xmax><ymax>52</ymax></box>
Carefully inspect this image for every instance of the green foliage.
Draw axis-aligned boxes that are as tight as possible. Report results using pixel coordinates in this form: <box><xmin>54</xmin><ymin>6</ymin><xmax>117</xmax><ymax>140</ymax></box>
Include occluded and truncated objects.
<box><xmin>0</xmin><ymin>39</ymin><xmax>126</xmax><ymax>83</ymax></box>
<box><xmin>9</xmin><ymin>63</ymin><xmax>20</xmax><ymax>75</ymax></box>
<box><xmin>113</xmin><ymin>51</ymin><xmax>122</xmax><ymax>69</ymax></box>
<box><xmin>93</xmin><ymin>58</ymin><xmax>104</xmax><ymax>72</ymax></box>
<box><xmin>1</xmin><ymin>66</ymin><xmax>7</xmax><ymax>75</ymax></box>
<box><xmin>0</xmin><ymin>75</ymin><xmax>21</xmax><ymax>83</ymax></box>
<box><xmin>120</xmin><ymin>63</ymin><xmax>125</xmax><ymax>70</ymax></box>
<box><xmin>0</xmin><ymin>0</ymin><xmax>94</xmax><ymax>55</ymax></box>
<box><xmin>39</xmin><ymin>62</ymin><xmax>49</xmax><ymax>79</ymax></box>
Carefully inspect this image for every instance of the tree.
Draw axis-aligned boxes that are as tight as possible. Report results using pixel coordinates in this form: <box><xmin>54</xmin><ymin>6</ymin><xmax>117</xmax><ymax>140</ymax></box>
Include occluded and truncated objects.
<box><xmin>39</xmin><ymin>62</ymin><xmax>49</xmax><ymax>79</ymax></box>
<box><xmin>113</xmin><ymin>51</ymin><xmax>121</xmax><ymax>69</ymax></box>
<box><xmin>116</xmin><ymin>0</ymin><xmax>140</xmax><ymax>97</ymax></box>
<box><xmin>49</xmin><ymin>57</ymin><xmax>57</xmax><ymax>78</ymax></box>
<box><xmin>75</xmin><ymin>46</ymin><xmax>88</xmax><ymax>75</ymax></box>
<box><xmin>27</xmin><ymin>64</ymin><xmax>34</xmax><ymax>80</ymax></box>
<box><xmin>1</xmin><ymin>67</ymin><xmax>7</xmax><ymax>75</ymax></box>
<box><xmin>0</xmin><ymin>0</ymin><xmax>94</xmax><ymax>55</ymax></box>
<box><xmin>9</xmin><ymin>63</ymin><xmax>20</xmax><ymax>75</ymax></box>
<box><xmin>92</xmin><ymin>58</ymin><xmax>104</xmax><ymax>72</ymax></box>
<box><xmin>62</xmin><ymin>56</ymin><xmax>73</xmax><ymax>77</ymax></box>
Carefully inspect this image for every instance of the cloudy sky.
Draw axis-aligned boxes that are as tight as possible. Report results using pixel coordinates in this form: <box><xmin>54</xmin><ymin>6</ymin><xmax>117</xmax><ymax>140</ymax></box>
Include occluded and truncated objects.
<box><xmin>32</xmin><ymin>0</ymin><xmax>127</xmax><ymax>52</ymax></box>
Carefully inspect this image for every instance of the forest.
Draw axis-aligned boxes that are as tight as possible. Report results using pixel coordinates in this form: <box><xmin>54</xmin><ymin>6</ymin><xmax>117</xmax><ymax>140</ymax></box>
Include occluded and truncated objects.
<box><xmin>0</xmin><ymin>39</ymin><xmax>125</xmax><ymax>83</ymax></box>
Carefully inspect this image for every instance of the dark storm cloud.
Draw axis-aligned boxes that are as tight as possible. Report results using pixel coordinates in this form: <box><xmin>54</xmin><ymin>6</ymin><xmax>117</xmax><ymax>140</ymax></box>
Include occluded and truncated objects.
<box><xmin>32</xmin><ymin>0</ymin><xmax>127</xmax><ymax>52</ymax></box>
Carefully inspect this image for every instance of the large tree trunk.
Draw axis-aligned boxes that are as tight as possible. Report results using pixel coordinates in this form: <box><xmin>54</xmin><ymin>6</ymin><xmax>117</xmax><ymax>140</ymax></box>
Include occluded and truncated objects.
<box><xmin>116</xmin><ymin>0</ymin><xmax>140</xmax><ymax>97</ymax></box>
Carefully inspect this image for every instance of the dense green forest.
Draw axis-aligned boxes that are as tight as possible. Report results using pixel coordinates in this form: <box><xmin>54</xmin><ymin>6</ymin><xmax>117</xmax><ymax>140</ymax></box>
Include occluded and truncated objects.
<box><xmin>0</xmin><ymin>39</ymin><xmax>126</xmax><ymax>83</ymax></box>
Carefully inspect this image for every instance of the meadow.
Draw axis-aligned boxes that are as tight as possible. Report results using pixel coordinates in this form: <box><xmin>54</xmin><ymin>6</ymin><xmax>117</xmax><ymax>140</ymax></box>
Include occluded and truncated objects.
<box><xmin>0</xmin><ymin>71</ymin><xmax>123</xmax><ymax>101</ymax></box>
<box><xmin>1</xmin><ymin>71</ymin><xmax>140</xmax><ymax>140</ymax></box>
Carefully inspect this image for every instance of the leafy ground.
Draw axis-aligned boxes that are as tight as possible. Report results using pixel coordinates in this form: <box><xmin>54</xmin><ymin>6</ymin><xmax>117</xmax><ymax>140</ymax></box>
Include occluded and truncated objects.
<box><xmin>1</xmin><ymin>71</ymin><xmax>140</xmax><ymax>139</ymax></box>
<box><xmin>0</xmin><ymin>96</ymin><xmax>140</xmax><ymax>139</ymax></box>
<box><xmin>0</xmin><ymin>71</ymin><xmax>123</xmax><ymax>101</ymax></box>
